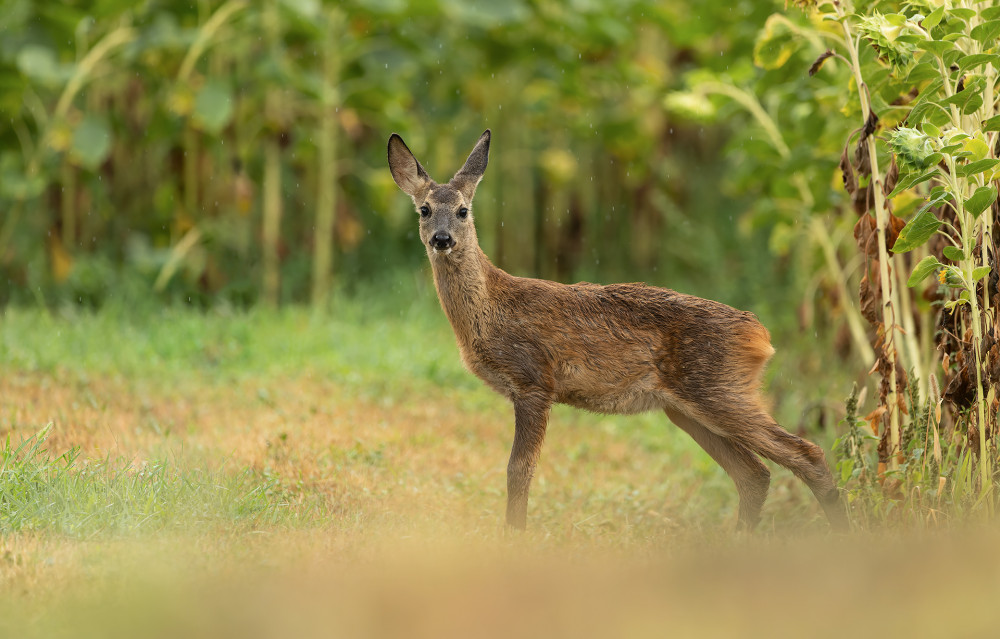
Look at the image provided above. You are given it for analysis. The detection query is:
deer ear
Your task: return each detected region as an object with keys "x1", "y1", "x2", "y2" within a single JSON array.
[
  {"x1": 388, "y1": 133, "x2": 430, "y2": 197},
  {"x1": 451, "y1": 129, "x2": 490, "y2": 201}
]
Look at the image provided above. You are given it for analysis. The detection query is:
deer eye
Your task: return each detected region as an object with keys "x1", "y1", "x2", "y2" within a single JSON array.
[
  {"x1": 419, "y1": 205, "x2": 430, "y2": 217},
  {"x1": 458, "y1": 207, "x2": 469, "y2": 218}
]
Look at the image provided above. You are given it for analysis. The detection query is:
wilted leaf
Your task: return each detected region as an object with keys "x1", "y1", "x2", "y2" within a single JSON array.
[
  {"x1": 907, "y1": 255, "x2": 942, "y2": 287},
  {"x1": 753, "y1": 14, "x2": 799, "y2": 70},
  {"x1": 808, "y1": 50, "x2": 834, "y2": 76},
  {"x1": 965, "y1": 185, "x2": 997, "y2": 219},
  {"x1": 70, "y1": 115, "x2": 112, "y2": 170},
  {"x1": 193, "y1": 80, "x2": 234, "y2": 135}
]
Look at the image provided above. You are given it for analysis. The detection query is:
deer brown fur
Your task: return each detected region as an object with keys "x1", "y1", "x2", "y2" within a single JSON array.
[{"x1": 387, "y1": 129, "x2": 847, "y2": 532}]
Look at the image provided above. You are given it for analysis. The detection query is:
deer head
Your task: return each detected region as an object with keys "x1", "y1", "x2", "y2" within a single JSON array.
[{"x1": 387, "y1": 130, "x2": 490, "y2": 258}]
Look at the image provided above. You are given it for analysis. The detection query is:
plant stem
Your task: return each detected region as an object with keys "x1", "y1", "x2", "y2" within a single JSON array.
[
  {"x1": 841, "y1": 17, "x2": 902, "y2": 470},
  {"x1": 311, "y1": 14, "x2": 341, "y2": 311},
  {"x1": 262, "y1": 133, "x2": 282, "y2": 308},
  {"x1": 60, "y1": 160, "x2": 75, "y2": 251}
]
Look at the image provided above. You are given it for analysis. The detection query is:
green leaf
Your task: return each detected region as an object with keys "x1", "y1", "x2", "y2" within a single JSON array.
[
  {"x1": 984, "y1": 115, "x2": 1000, "y2": 132},
  {"x1": 971, "y1": 20, "x2": 1000, "y2": 44},
  {"x1": 917, "y1": 40, "x2": 954, "y2": 57},
  {"x1": 893, "y1": 200, "x2": 944, "y2": 253},
  {"x1": 193, "y1": 80, "x2": 234, "y2": 135},
  {"x1": 908, "y1": 255, "x2": 942, "y2": 287},
  {"x1": 959, "y1": 54, "x2": 1000, "y2": 74},
  {"x1": 923, "y1": 5, "x2": 944, "y2": 28},
  {"x1": 943, "y1": 246, "x2": 965, "y2": 261},
  {"x1": 15, "y1": 44, "x2": 73, "y2": 88},
  {"x1": 965, "y1": 185, "x2": 997, "y2": 219},
  {"x1": 984, "y1": 6, "x2": 1000, "y2": 21},
  {"x1": 957, "y1": 159, "x2": 1000, "y2": 178},
  {"x1": 905, "y1": 62, "x2": 939, "y2": 83},
  {"x1": 973, "y1": 266, "x2": 991, "y2": 282},
  {"x1": 964, "y1": 138, "x2": 990, "y2": 162},
  {"x1": 70, "y1": 114, "x2": 112, "y2": 170},
  {"x1": 753, "y1": 14, "x2": 800, "y2": 70},
  {"x1": 950, "y1": 8, "x2": 977, "y2": 21},
  {"x1": 0, "y1": 152, "x2": 47, "y2": 199},
  {"x1": 888, "y1": 169, "x2": 937, "y2": 198}
]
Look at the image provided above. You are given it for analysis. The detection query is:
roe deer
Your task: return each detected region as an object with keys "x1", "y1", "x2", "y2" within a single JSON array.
[{"x1": 387, "y1": 129, "x2": 847, "y2": 532}]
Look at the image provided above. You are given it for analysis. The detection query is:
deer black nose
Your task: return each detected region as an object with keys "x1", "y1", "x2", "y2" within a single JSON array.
[{"x1": 431, "y1": 232, "x2": 455, "y2": 250}]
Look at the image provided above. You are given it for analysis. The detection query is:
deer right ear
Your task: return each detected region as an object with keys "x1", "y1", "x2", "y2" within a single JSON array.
[{"x1": 387, "y1": 134, "x2": 430, "y2": 197}]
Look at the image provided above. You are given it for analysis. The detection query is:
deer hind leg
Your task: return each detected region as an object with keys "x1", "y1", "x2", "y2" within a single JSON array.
[
  {"x1": 722, "y1": 406, "x2": 848, "y2": 531},
  {"x1": 505, "y1": 395, "x2": 551, "y2": 530},
  {"x1": 665, "y1": 407, "x2": 770, "y2": 530}
]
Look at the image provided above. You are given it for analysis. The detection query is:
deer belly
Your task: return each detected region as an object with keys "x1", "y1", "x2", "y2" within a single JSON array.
[{"x1": 554, "y1": 360, "x2": 667, "y2": 415}]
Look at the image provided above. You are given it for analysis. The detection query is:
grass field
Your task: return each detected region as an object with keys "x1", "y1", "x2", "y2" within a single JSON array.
[{"x1": 3, "y1": 285, "x2": 999, "y2": 638}]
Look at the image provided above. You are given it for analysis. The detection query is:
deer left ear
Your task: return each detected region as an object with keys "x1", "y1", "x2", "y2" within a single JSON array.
[{"x1": 451, "y1": 129, "x2": 490, "y2": 201}]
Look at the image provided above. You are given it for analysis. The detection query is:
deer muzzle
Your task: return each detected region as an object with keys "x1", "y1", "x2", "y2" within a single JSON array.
[{"x1": 430, "y1": 232, "x2": 456, "y2": 252}]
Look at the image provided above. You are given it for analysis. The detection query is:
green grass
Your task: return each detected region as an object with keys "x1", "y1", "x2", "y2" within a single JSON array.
[
  {"x1": 0, "y1": 280, "x2": 474, "y2": 400},
  {"x1": 0, "y1": 424, "x2": 297, "y2": 537}
]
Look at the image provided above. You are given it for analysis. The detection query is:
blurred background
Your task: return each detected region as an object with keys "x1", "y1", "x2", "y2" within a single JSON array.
[{"x1": 0, "y1": 0, "x2": 859, "y2": 338}]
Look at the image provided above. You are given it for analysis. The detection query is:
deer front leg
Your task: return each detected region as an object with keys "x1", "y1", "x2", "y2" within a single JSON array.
[{"x1": 505, "y1": 396, "x2": 551, "y2": 530}]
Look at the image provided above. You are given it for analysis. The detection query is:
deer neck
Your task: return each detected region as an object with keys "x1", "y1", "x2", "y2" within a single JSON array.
[{"x1": 430, "y1": 245, "x2": 496, "y2": 341}]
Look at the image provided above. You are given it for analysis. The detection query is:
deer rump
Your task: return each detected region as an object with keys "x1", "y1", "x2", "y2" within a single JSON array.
[{"x1": 458, "y1": 276, "x2": 775, "y2": 421}]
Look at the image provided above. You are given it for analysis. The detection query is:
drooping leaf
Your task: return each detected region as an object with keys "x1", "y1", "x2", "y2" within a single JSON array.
[
  {"x1": 193, "y1": 80, "x2": 234, "y2": 135},
  {"x1": 893, "y1": 198, "x2": 944, "y2": 253},
  {"x1": 965, "y1": 185, "x2": 997, "y2": 219},
  {"x1": 908, "y1": 255, "x2": 942, "y2": 287},
  {"x1": 943, "y1": 246, "x2": 965, "y2": 262},
  {"x1": 70, "y1": 114, "x2": 112, "y2": 170}
]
